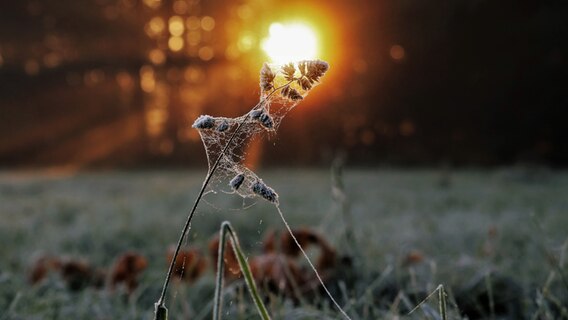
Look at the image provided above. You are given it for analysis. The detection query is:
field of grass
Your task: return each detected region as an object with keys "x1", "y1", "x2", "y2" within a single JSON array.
[{"x1": 1, "y1": 168, "x2": 567, "y2": 319}]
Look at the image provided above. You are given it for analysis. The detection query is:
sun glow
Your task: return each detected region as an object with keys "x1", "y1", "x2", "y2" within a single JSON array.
[{"x1": 262, "y1": 22, "x2": 318, "y2": 64}]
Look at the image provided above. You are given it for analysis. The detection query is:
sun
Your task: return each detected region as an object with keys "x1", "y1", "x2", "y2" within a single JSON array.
[{"x1": 262, "y1": 22, "x2": 318, "y2": 64}]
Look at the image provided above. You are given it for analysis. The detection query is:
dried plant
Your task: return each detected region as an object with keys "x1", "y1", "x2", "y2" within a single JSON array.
[
  {"x1": 29, "y1": 253, "x2": 147, "y2": 294},
  {"x1": 249, "y1": 252, "x2": 304, "y2": 300},
  {"x1": 259, "y1": 63, "x2": 276, "y2": 92},
  {"x1": 278, "y1": 227, "x2": 338, "y2": 271},
  {"x1": 108, "y1": 252, "x2": 148, "y2": 293},
  {"x1": 60, "y1": 259, "x2": 96, "y2": 291},
  {"x1": 29, "y1": 255, "x2": 62, "y2": 285},
  {"x1": 167, "y1": 246, "x2": 208, "y2": 283},
  {"x1": 154, "y1": 60, "x2": 351, "y2": 320}
]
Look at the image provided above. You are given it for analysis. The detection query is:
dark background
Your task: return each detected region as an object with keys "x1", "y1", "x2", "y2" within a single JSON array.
[{"x1": 1, "y1": 0, "x2": 567, "y2": 169}]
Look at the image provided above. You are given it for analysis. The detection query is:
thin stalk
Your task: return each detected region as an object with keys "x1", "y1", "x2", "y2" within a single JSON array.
[
  {"x1": 212, "y1": 223, "x2": 228, "y2": 319},
  {"x1": 275, "y1": 205, "x2": 352, "y2": 320},
  {"x1": 438, "y1": 284, "x2": 448, "y2": 320},
  {"x1": 154, "y1": 81, "x2": 294, "y2": 319},
  {"x1": 408, "y1": 284, "x2": 448, "y2": 320},
  {"x1": 213, "y1": 221, "x2": 271, "y2": 320}
]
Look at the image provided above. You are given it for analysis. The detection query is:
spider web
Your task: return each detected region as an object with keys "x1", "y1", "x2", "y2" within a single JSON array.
[{"x1": 192, "y1": 63, "x2": 323, "y2": 203}]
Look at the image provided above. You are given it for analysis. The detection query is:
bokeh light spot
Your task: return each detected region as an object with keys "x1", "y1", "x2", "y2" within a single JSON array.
[
  {"x1": 148, "y1": 49, "x2": 166, "y2": 65},
  {"x1": 24, "y1": 59, "x2": 40, "y2": 75},
  {"x1": 186, "y1": 16, "x2": 200, "y2": 30},
  {"x1": 168, "y1": 36, "x2": 184, "y2": 52},
  {"x1": 172, "y1": 0, "x2": 188, "y2": 14},
  {"x1": 390, "y1": 44, "x2": 405, "y2": 61},
  {"x1": 198, "y1": 46, "x2": 214, "y2": 61},
  {"x1": 146, "y1": 17, "x2": 165, "y2": 38},
  {"x1": 186, "y1": 30, "x2": 201, "y2": 46},
  {"x1": 238, "y1": 32, "x2": 255, "y2": 52},
  {"x1": 143, "y1": 0, "x2": 161, "y2": 9},
  {"x1": 169, "y1": 16, "x2": 185, "y2": 36},
  {"x1": 237, "y1": 5, "x2": 253, "y2": 20},
  {"x1": 262, "y1": 22, "x2": 318, "y2": 64},
  {"x1": 201, "y1": 16, "x2": 215, "y2": 31}
]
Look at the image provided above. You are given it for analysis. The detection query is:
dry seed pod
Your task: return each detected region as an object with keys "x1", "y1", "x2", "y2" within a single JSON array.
[
  {"x1": 249, "y1": 108, "x2": 274, "y2": 129},
  {"x1": 217, "y1": 120, "x2": 229, "y2": 132},
  {"x1": 252, "y1": 180, "x2": 278, "y2": 203},
  {"x1": 259, "y1": 113, "x2": 274, "y2": 129},
  {"x1": 260, "y1": 63, "x2": 276, "y2": 92},
  {"x1": 250, "y1": 109, "x2": 263, "y2": 119},
  {"x1": 229, "y1": 173, "x2": 245, "y2": 190},
  {"x1": 192, "y1": 115, "x2": 215, "y2": 130}
]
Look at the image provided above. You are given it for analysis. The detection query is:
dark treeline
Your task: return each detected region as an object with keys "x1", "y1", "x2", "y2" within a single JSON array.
[{"x1": 0, "y1": 0, "x2": 567, "y2": 168}]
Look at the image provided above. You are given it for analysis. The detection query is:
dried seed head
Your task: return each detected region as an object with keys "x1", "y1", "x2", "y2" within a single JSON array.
[
  {"x1": 282, "y1": 63, "x2": 296, "y2": 81},
  {"x1": 229, "y1": 173, "x2": 245, "y2": 190},
  {"x1": 249, "y1": 109, "x2": 274, "y2": 129},
  {"x1": 304, "y1": 60, "x2": 329, "y2": 83},
  {"x1": 217, "y1": 119, "x2": 229, "y2": 132},
  {"x1": 192, "y1": 115, "x2": 215, "y2": 130},
  {"x1": 298, "y1": 77, "x2": 312, "y2": 91},
  {"x1": 259, "y1": 113, "x2": 274, "y2": 129},
  {"x1": 298, "y1": 61, "x2": 307, "y2": 76},
  {"x1": 260, "y1": 63, "x2": 276, "y2": 92},
  {"x1": 281, "y1": 85, "x2": 303, "y2": 101},
  {"x1": 252, "y1": 180, "x2": 278, "y2": 203},
  {"x1": 250, "y1": 109, "x2": 263, "y2": 119}
]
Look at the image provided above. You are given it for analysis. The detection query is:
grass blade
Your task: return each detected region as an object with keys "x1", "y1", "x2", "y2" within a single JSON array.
[
  {"x1": 408, "y1": 284, "x2": 448, "y2": 320},
  {"x1": 213, "y1": 221, "x2": 271, "y2": 320}
]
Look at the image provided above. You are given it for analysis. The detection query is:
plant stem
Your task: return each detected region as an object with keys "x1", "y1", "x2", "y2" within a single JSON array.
[
  {"x1": 213, "y1": 221, "x2": 271, "y2": 320},
  {"x1": 154, "y1": 81, "x2": 293, "y2": 318},
  {"x1": 275, "y1": 205, "x2": 352, "y2": 320}
]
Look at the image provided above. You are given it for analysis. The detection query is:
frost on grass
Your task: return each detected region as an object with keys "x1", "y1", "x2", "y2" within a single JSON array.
[{"x1": 193, "y1": 60, "x2": 329, "y2": 203}]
